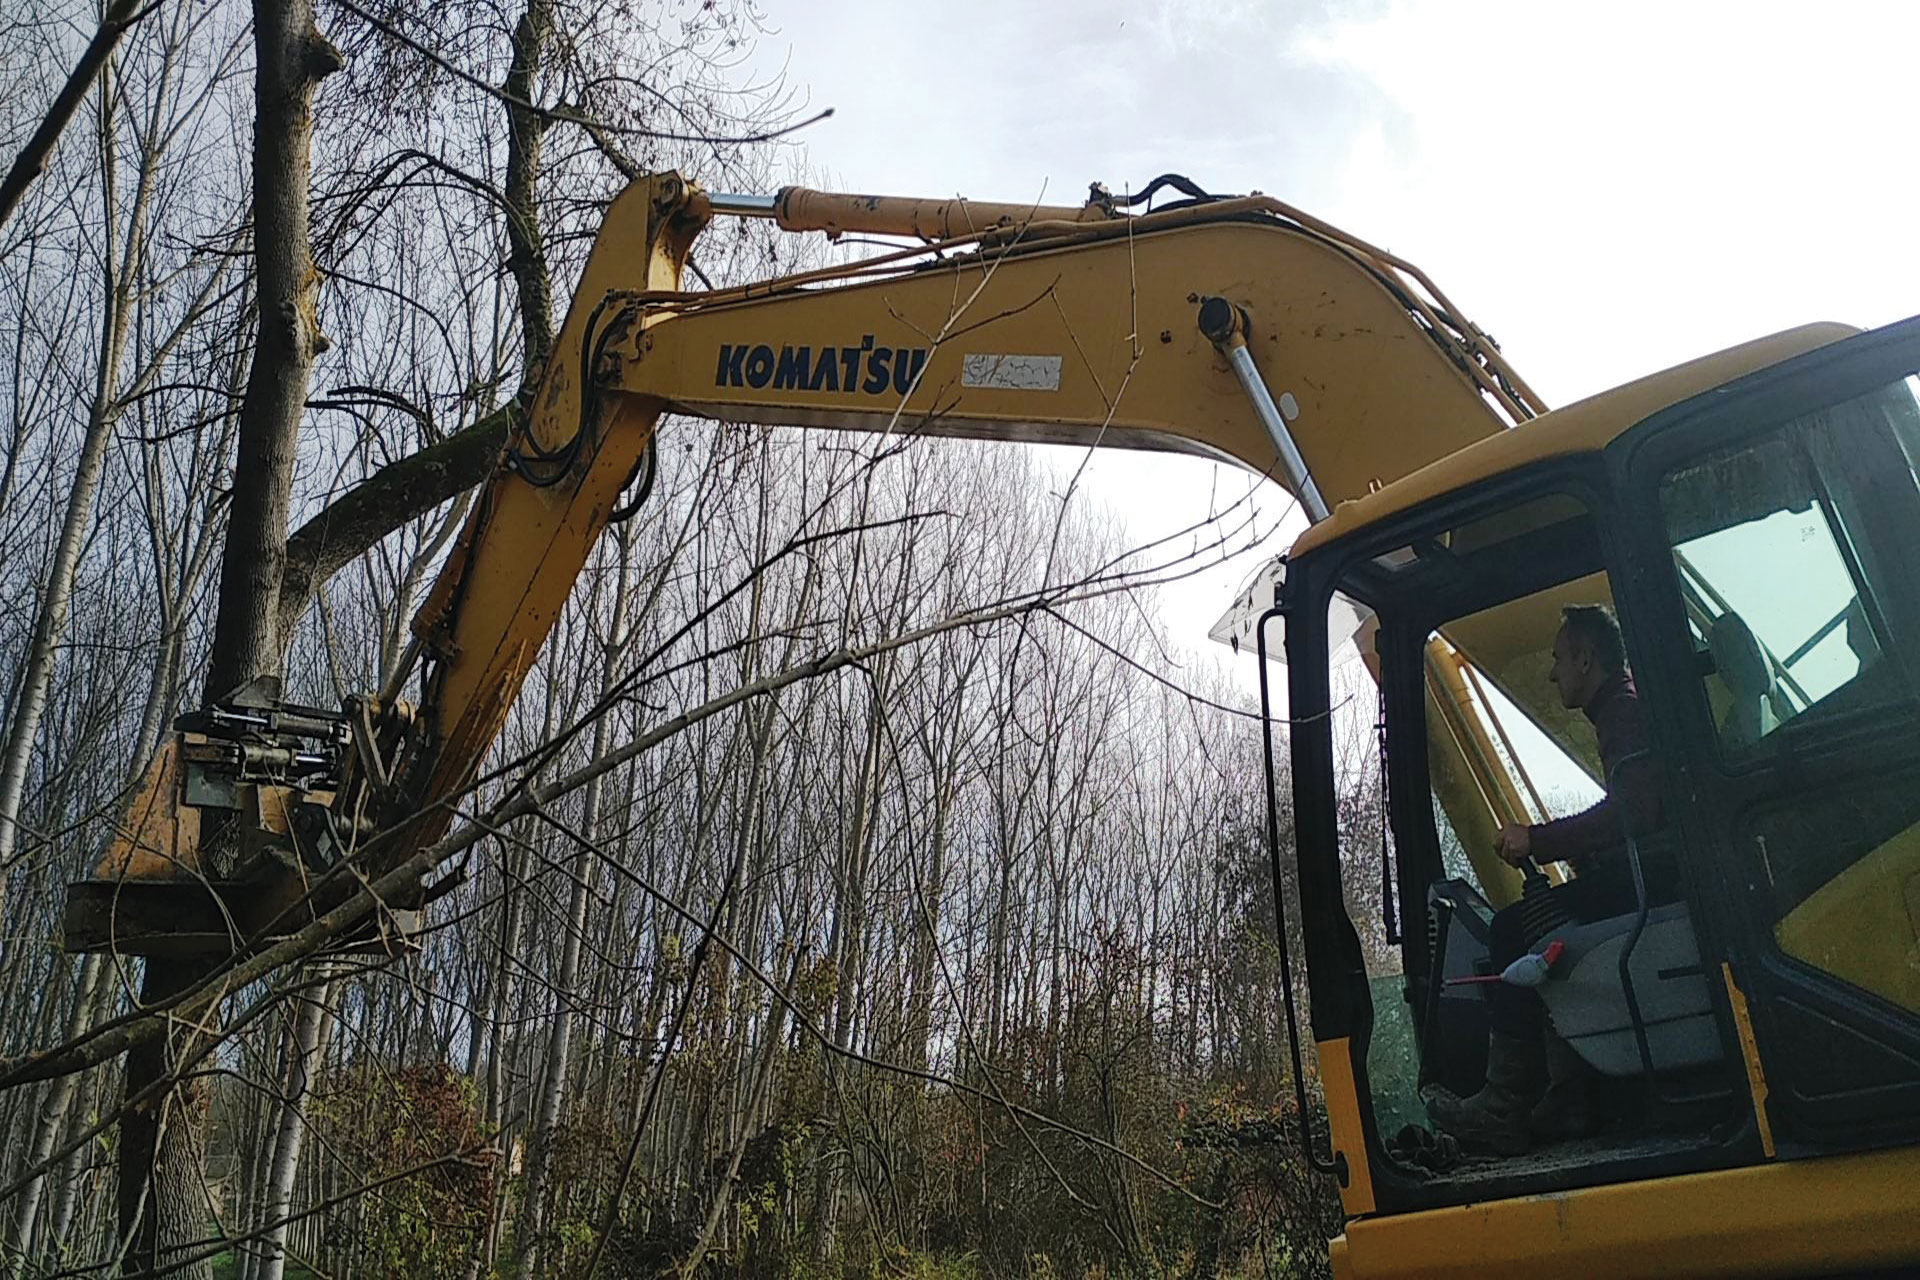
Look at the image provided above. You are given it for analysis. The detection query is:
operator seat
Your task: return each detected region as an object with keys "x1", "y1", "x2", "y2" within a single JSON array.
[
  {"x1": 1709, "y1": 611, "x2": 1779, "y2": 749},
  {"x1": 1425, "y1": 877, "x2": 1727, "y2": 1082},
  {"x1": 1537, "y1": 903, "x2": 1724, "y2": 1077}
]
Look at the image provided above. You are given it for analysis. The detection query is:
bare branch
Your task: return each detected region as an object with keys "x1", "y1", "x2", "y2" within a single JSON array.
[{"x1": 0, "y1": 0, "x2": 160, "y2": 237}]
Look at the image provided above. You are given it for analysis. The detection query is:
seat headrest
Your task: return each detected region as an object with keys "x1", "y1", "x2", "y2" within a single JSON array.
[{"x1": 1708, "y1": 611, "x2": 1774, "y2": 699}]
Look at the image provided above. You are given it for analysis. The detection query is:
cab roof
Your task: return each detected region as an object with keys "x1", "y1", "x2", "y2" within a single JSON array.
[{"x1": 1289, "y1": 322, "x2": 1859, "y2": 559}]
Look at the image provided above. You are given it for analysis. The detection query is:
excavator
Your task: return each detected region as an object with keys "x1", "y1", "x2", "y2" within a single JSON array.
[{"x1": 65, "y1": 171, "x2": 1920, "y2": 1277}]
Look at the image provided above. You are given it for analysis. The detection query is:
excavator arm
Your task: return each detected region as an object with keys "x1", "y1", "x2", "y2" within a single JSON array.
[
  {"x1": 400, "y1": 173, "x2": 1538, "y2": 851},
  {"x1": 67, "y1": 170, "x2": 1541, "y2": 952}
]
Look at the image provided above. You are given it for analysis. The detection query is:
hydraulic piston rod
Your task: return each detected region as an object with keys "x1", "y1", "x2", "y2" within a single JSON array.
[
  {"x1": 706, "y1": 192, "x2": 779, "y2": 217},
  {"x1": 707, "y1": 186, "x2": 1117, "y2": 240},
  {"x1": 1197, "y1": 297, "x2": 1331, "y2": 522}
]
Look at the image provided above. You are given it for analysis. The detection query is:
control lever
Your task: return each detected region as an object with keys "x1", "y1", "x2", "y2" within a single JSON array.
[{"x1": 1518, "y1": 859, "x2": 1573, "y2": 943}]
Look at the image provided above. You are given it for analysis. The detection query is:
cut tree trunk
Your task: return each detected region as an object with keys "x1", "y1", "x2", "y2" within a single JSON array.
[{"x1": 201, "y1": 0, "x2": 340, "y2": 703}]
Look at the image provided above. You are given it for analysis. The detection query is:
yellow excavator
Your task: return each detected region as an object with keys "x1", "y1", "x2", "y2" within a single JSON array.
[{"x1": 67, "y1": 171, "x2": 1920, "y2": 1277}]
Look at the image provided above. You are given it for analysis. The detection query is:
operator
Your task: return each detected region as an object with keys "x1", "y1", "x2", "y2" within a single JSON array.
[{"x1": 1427, "y1": 603, "x2": 1673, "y2": 1156}]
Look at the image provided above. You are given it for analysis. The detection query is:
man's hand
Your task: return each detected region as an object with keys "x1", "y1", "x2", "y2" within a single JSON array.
[{"x1": 1495, "y1": 823, "x2": 1533, "y2": 868}]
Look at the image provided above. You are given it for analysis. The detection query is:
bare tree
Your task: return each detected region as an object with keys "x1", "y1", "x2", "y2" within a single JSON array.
[{"x1": 116, "y1": 2, "x2": 341, "y2": 1273}]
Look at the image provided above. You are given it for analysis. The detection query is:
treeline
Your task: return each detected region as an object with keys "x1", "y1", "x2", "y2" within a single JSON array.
[{"x1": 0, "y1": 1, "x2": 1348, "y2": 1276}]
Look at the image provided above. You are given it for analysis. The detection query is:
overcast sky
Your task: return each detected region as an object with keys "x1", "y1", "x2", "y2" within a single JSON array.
[{"x1": 742, "y1": 0, "x2": 1920, "y2": 670}]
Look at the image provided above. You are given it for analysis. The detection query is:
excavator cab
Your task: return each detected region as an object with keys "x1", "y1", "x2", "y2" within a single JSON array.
[{"x1": 1272, "y1": 315, "x2": 1920, "y2": 1271}]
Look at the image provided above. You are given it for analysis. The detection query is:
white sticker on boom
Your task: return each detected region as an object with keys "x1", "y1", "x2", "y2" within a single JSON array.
[{"x1": 962, "y1": 354, "x2": 1063, "y2": 391}]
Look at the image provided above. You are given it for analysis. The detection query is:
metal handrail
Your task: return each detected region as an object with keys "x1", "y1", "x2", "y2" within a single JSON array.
[
  {"x1": 1610, "y1": 749, "x2": 1662, "y2": 1083},
  {"x1": 1610, "y1": 749, "x2": 1734, "y2": 1108},
  {"x1": 1256, "y1": 606, "x2": 1339, "y2": 1177}
]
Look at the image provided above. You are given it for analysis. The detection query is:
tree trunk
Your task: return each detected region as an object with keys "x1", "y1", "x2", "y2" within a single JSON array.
[
  {"x1": 903, "y1": 785, "x2": 952, "y2": 1077},
  {"x1": 200, "y1": 0, "x2": 339, "y2": 703},
  {"x1": 251, "y1": 977, "x2": 334, "y2": 1280},
  {"x1": 116, "y1": 4, "x2": 340, "y2": 1274},
  {"x1": 678, "y1": 946, "x2": 800, "y2": 1279},
  {"x1": 116, "y1": 962, "x2": 219, "y2": 1279},
  {"x1": 0, "y1": 47, "x2": 144, "y2": 892},
  {"x1": 501, "y1": 0, "x2": 554, "y2": 392},
  {"x1": 810, "y1": 676, "x2": 888, "y2": 1262},
  {"x1": 4, "y1": 953, "x2": 103, "y2": 1276},
  {"x1": 43, "y1": 1064, "x2": 104, "y2": 1261}
]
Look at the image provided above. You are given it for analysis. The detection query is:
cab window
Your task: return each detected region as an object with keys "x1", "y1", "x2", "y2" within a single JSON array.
[
  {"x1": 1657, "y1": 376, "x2": 1920, "y2": 1013},
  {"x1": 1661, "y1": 434, "x2": 1888, "y2": 755}
]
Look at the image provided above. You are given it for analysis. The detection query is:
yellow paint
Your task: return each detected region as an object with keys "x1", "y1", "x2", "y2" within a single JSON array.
[
  {"x1": 1329, "y1": 1233, "x2": 1356, "y2": 1280},
  {"x1": 1316, "y1": 1038, "x2": 1377, "y2": 1217},
  {"x1": 381, "y1": 172, "x2": 1533, "y2": 855},
  {"x1": 80, "y1": 170, "x2": 1527, "y2": 892},
  {"x1": 625, "y1": 217, "x2": 1510, "y2": 510},
  {"x1": 1721, "y1": 962, "x2": 1776, "y2": 1158},
  {"x1": 1776, "y1": 816, "x2": 1920, "y2": 1014},
  {"x1": 769, "y1": 184, "x2": 1122, "y2": 239},
  {"x1": 1337, "y1": 1145, "x2": 1920, "y2": 1278},
  {"x1": 370, "y1": 175, "x2": 1896, "y2": 1280},
  {"x1": 722, "y1": 184, "x2": 1545, "y2": 423},
  {"x1": 1291, "y1": 322, "x2": 1858, "y2": 559},
  {"x1": 88, "y1": 737, "x2": 309, "y2": 882},
  {"x1": 67, "y1": 169, "x2": 1920, "y2": 1278},
  {"x1": 399, "y1": 174, "x2": 704, "y2": 839},
  {"x1": 89, "y1": 171, "x2": 1849, "y2": 913}
]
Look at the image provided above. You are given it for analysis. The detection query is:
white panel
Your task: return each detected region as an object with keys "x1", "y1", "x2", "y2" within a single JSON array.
[{"x1": 961, "y1": 353, "x2": 1063, "y2": 391}]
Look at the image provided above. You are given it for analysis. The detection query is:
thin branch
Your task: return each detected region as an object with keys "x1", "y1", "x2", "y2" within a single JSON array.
[
  {"x1": 330, "y1": 0, "x2": 833, "y2": 145},
  {"x1": 0, "y1": 0, "x2": 162, "y2": 237}
]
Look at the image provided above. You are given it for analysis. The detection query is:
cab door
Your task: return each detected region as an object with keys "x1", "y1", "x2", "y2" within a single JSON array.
[{"x1": 1608, "y1": 316, "x2": 1920, "y2": 1151}]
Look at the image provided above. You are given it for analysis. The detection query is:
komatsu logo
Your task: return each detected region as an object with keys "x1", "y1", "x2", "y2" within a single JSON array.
[{"x1": 714, "y1": 336, "x2": 930, "y2": 395}]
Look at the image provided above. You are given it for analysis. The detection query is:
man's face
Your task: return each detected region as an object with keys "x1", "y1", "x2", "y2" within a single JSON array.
[{"x1": 1548, "y1": 626, "x2": 1594, "y2": 710}]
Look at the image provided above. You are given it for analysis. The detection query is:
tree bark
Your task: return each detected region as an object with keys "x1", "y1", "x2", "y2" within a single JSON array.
[
  {"x1": 115, "y1": 962, "x2": 220, "y2": 1279},
  {"x1": 251, "y1": 977, "x2": 334, "y2": 1280},
  {"x1": 201, "y1": 0, "x2": 340, "y2": 703},
  {"x1": 271, "y1": 0, "x2": 558, "y2": 645},
  {"x1": 274, "y1": 407, "x2": 510, "y2": 643},
  {"x1": 678, "y1": 946, "x2": 800, "y2": 1279},
  {"x1": 117, "y1": 3, "x2": 340, "y2": 1274},
  {"x1": 4, "y1": 953, "x2": 103, "y2": 1276},
  {"x1": 501, "y1": 0, "x2": 554, "y2": 391}
]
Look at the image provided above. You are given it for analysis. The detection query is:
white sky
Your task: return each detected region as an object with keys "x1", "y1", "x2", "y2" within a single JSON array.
[{"x1": 744, "y1": 0, "x2": 1920, "y2": 671}]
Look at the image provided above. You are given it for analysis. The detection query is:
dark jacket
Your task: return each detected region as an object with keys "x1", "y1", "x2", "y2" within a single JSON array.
[{"x1": 1529, "y1": 672, "x2": 1658, "y2": 866}]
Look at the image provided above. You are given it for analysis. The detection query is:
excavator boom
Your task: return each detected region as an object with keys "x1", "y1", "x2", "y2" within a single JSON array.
[
  {"x1": 73, "y1": 169, "x2": 1541, "y2": 944},
  {"x1": 394, "y1": 171, "x2": 1538, "y2": 864}
]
